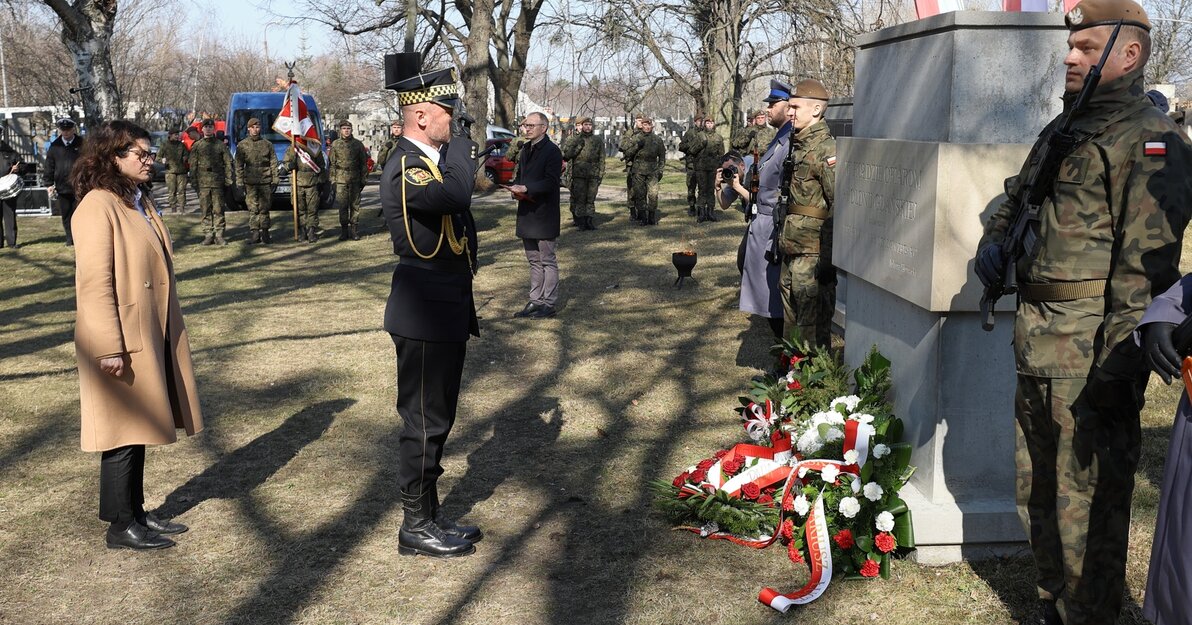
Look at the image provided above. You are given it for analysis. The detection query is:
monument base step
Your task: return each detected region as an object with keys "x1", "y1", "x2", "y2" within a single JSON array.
[{"x1": 899, "y1": 482, "x2": 1026, "y2": 565}]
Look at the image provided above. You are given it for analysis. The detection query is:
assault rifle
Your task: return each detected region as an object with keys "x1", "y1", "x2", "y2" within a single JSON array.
[
  {"x1": 979, "y1": 21, "x2": 1124, "y2": 331},
  {"x1": 767, "y1": 123, "x2": 799, "y2": 264},
  {"x1": 746, "y1": 147, "x2": 761, "y2": 222}
]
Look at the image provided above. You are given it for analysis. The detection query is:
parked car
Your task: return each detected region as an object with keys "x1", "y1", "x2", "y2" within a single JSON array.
[
  {"x1": 487, "y1": 124, "x2": 516, "y2": 140},
  {"x1": 483, "y1": 138, "x2": 515, "y2": 185},
  {"x1": 148, "y1": 131, "x2": 168, "y2": 182}
]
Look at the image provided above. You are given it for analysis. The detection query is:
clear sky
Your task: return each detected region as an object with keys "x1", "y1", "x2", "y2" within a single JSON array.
[{"x1": 184, "y1": 0, "x2": 336, "y2": 57}]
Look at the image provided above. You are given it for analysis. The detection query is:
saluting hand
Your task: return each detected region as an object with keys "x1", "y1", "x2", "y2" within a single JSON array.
[{"x1": 98, "y1": 356, "x2": 125, "y2": 377}]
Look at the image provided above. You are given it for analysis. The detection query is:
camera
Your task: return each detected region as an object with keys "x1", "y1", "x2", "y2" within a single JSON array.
[{"x1": 721, "y1": 165, "x2": 737, "y2": 182}]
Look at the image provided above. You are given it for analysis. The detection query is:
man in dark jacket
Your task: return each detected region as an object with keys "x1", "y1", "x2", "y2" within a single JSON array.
[
  {"x1": 507, "y1": 111, "x2": 563, "y2": 319},
  {"x1": 45, "y1": 118, "x2": 84, "y2": 246}
]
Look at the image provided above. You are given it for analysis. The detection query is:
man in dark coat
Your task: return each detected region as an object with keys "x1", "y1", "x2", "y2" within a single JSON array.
[
  {"x1": 46, "y1": 118, "x2": 84, "y2": 246},
  {"x1": 507, "y1": 111, "x2": 563, "y2": 319},
  {"x1": 0, "y1": 141, "x2": 26, "y2": 250},
  {"x1": 380, "y1": 53, "x2": 483, "y2": 559}
]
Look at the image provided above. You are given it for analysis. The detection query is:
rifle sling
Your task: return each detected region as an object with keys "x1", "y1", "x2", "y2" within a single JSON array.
[{"x1": 1020, "y1": 279, "x2": 1106, "y2": 302}]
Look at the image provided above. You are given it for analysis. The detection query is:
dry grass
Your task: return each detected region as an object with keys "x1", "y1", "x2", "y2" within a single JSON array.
[{"x1": 0, "y1": 176, "x2": 1179, "y2": 625}]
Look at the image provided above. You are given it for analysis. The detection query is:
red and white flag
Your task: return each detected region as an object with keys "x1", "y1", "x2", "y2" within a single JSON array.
[
  {"x1": 915, "y1": 0, "x2": 962, "y2": 19},
  {"x1": 1003, "y1": 0, "x2": 1048, "y2": 11},
  {"x1": 273, "y1": 80, "x2": 322, "y2": 173}
]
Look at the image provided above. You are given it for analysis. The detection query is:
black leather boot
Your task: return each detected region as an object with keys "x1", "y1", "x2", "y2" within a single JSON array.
[
  {"x1": 262, "y1": 229, "x2": 272, "y2": 244},
  {"x1": 398, "y1": 489, "x2": 474, "y2": 558},
  {"x1": 307, "y1": 227, "x2": 319, "y2": 242},
  {"x1": 430, "y1": 484, "x2": 483, "y2": 542},
  {"x1": 350, "y1": 224, "x2": 360, "y2": 241}
]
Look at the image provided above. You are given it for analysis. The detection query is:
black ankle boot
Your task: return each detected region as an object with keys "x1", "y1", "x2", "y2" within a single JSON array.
[
  {"x1": 398, "y1": 489, "x2": 474, "y2": 558},
  {"x1": 430, "y1": 484, "x2": 483, "y2": 542}
]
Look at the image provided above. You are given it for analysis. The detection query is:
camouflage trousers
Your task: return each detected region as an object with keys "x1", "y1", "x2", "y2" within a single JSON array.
[
  {"x1": 629, "y1": 173, "x2": 659, "y2": 221},
  {"x1": 245, "y1": 184, "x2": 272, "y2": 230},
  {"x1": 165, "y1": 173, "x2": 187, "y2": 212},
  {"x1": 336, "y1": 182, "x2": 362, "y2": 226},
  {"x1": 198, "y1": 186, "x2": 226, "y2": 235},
  {"x1": 780, "y1": 255, "x2": 834, "y2": 348},
  {"x1": 695, "y1": 169, "x2": 717, "y2": 216},
  {"x1": 570, "y1": 176, "x2": 601, "y2": 218},
  {"x1": 1014, "y1": 373, "x2": 1145, "y2": 625},
  {"x1": 685, "y1": 167, "x2": 697, "y2": 212},
  {"x1": 295, "y1": 185, "x2": 320, "y2": 230}
]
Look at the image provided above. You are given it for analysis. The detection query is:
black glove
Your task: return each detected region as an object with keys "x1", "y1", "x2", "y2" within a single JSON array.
[
  {"x1": 975, "y1": 243, "x2": 1005, "y2": 288},
  {"x1": 1142, "y1": 321, "x2": 1181, "y2": 385}
]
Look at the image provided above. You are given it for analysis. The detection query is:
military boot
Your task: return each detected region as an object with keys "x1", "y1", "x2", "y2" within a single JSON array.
[
  {"x1": 398, "y1": 489, "x2": 475, "y2": 558},
  {"x1": 248, "y1": 230, "x2": 261, "y2": 245},
  {"x1": 307, "y1": 227, "x2": 319, "y2": 243},
  {"x1": 645, "y1": 211, "x2": 658, "y2": 226},
  {"x1": 201, "y1": 233, "x2": 215, "y2": 246},
  {"x1": 350, "y1": 225, "x2": 361, "y2": 241},
  {"x1": 584, "y1": 217, "x2": 597, "y2": 231},
  {"x1": 262, "y1": 229, "x2": 272, "y2": 245},
  {"x1": 214, "y1": 232, "x2": 228, "y2": 245},
  {"x1": 430, "y1": 484, "x2": 482, "y2": 542},
  {"x1": 298, "y1": 228, "x2": 308, "y2": 242}
]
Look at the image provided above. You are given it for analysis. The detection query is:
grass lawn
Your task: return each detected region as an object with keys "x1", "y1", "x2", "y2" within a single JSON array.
[{"x1": 0, "y1": 175, "x2": 1177, "y2": 625}]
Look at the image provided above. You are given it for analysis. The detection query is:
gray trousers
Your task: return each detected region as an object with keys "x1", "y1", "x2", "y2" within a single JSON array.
[{"x1": 522, "y1": 238, "x2": 559, "y2": 308}]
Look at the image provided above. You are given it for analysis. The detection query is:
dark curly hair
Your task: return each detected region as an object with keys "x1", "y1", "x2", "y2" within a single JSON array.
[{"x1": 71, "y1": 120, "x2": 152, "y2": 205}]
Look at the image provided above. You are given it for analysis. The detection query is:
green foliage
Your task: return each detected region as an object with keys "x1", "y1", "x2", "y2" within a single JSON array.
[{"x1": 649, "y1": 481, "x2": 779, "y2": 537}]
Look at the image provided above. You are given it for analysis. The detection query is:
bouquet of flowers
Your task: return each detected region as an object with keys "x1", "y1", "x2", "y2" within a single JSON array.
[{"x1": 651, "y1": 339, "x2": 915, "y2": 612}]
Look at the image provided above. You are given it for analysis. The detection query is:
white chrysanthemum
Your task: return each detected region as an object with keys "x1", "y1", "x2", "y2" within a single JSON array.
[
  {"x1": 875, "y1": 511, "x2": 895, "y2": 532},
  {"x1": 794, "y1": 494, "x2": 811, "y2": 516},
  {"x1": 823, "y1": 427, "x2": 844, "y2": 443},
  {"x1": 863, "y1": 481, "x2": 884, "y2": 502},
  {"x1": 838, "y1": 496, "x2": 861, "y2": 518},
  {"x1": 820, "y1": 464, "x2": 840, "y2": 484},
  {"x1": 797, "y1": 429, "x2": 824, "y2": 455},
  {"x1": 843, "y1": 449, "x2": 859, "y2": 465},
  {"x1": 849, "y1": 413, "x2": 875, "y2": 425},
  {"x1": 832, "y1": 395, "x2": 862, "y2": 413},
  {"x1": 872, "y1": 443, "x2": 891, "y2": 458}
]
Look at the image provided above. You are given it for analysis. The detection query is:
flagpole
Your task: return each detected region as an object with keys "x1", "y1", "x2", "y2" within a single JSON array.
[{"x1": 287, "y1": 63, "x2": 300, "y2": 241}]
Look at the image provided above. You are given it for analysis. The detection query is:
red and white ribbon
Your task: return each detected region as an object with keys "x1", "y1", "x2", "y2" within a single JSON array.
[{"x1": 759, "y1": 491, "x2": 832, "y2": 611}]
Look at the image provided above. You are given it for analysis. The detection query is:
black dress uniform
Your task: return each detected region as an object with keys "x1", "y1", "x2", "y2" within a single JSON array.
[{"x1": 381, "y1": 54, "x2": 483, "y2": 558}]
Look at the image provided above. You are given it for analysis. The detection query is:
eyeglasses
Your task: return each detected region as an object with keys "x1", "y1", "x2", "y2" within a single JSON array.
[
  {"x1": 121, "y1": 148, "x2": 155, "y2": 163},
  {"x1": 519, "y1": 123, "x2": 546, "y2": 128}
]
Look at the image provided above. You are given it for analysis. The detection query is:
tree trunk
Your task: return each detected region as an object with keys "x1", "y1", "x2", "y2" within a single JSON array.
[
  {"x1": 460, "y1": 0, "x2": 493, "y2": 177},
  {"x1": 700, "y1": 0, "x2": 743, "y2": 141},
  {"x1": 48, "y1": 0, "x2": 123, "y2": 125}
]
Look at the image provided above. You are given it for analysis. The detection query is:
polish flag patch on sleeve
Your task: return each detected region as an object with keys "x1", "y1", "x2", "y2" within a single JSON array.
[
  {"x1": 826, "y1": 156, "x2": 837, "y2": 167},
  {"x1": 1144, "y1": 141, "x2": 1167, "y2": 157}
]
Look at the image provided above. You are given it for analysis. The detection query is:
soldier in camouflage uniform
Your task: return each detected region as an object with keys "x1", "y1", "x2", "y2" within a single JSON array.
[
  {"x1": 695, "y1": 117, "x2": 724, "y2": 223},
  {"x1": 975, "y1": 2, "x2": 1192, "y2": 623},
  {"x1": 777, "y1": 79, "x2": 836, "y2": 348},
  {"x1": 623, "y1": 117, "x2": 667, "y2": 226},
  {"x1": 678, "y1": 115, "x2": 705, "y2": 216},
  {"x1": 375, "y1": 119, "x2": 404, "y2": 170},
  {"x1": 189, "y1": 119, "x2": 234, "y2": 245},
  {"x1": 283, "y1": 141, "x2": 328, "y2": 243},
  {"x1": 329, "y1": 119, "x2": 369, "y2": 240},
  {"x1": 561, "y1": 116, "x2": 605, "y2": 231},
  {"x1": 157, "y1": 129, "x2": 188, "y2": 213},
  {"x1": 235, "y1": 118, "x2": 279, "y2": 244},
  {"x1": 617, "y1": 115, "x2": 645, "y2": 222},
  {"x1": 749, "y1": 110, "x2": 777, "y2": 155},
  {"x1": 505, "y1": 134, "x2": 528, "y2": 180},
  {"x1": 730, "y1": 110, "x2": 768, "y2": 153}
]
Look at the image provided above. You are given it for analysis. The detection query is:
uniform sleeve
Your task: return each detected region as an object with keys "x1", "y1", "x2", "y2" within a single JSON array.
[
  {"x1": 819, "y1": 140, "x2": 837, "y2": 267},
  {"x1": 393, "y1": 147, "x2": 477, "y2": 216},
  {"x1": 358, "y1": 143, "x2": 369, "y2": 178},
  {"x1": 1099, "y1": 131, "x2": 1192, "y2": 375},
  {"x1": 223, "y1": 147, "x2": 234, "y2": 186},
  {"x1": 73, "y1": 199, "x2": 125, "y2": 359},
  {"x1": 270, "y1": 145, "x2": 280, "y2": 185},
  {"x1": 45, "y1": 146, "x2": 57, "y2": 182},
  {"x1": 234, "y1": 145, "x2": 245, "y2": 184}
]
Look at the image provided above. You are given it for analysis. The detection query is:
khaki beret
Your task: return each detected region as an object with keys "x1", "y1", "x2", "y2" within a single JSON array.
[
  {"x1": 791, "y1": 79, "x2": 830, "y2": 102},
  {"x1": 640, "y1": 116, "x2": 655, "y2": 124},
  {"x1": 751, "y1": 109, "x2": 767, "y2": 118},
  {"x1": 337, "y1": 119, "x2": 352, "y2": 128},
  {"x1": 247, "y1": 117, "x2": 261, "y2": 127},
  {"x1": 1065, "y1": 0, "x2": 1149, "y2": 31},
  {"x1": 576, "y1": 116, "x2": 593, "y2": 125}
]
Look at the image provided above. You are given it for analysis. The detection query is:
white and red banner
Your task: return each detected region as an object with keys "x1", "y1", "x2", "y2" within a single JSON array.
[
  {"x1": 914, "y1": 0, "x2": 961, "y2": 19},
  {"x1": 1002, "y1": 0, "x2": 1048, "y2": 11},
  {"x1": 273, "y1": 81, "x2": 320, "y2": 148}
]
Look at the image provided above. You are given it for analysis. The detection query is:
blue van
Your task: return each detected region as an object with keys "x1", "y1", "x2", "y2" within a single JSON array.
[{"x1": 226, "y1": 92, "x2": 330, "y2": 209}]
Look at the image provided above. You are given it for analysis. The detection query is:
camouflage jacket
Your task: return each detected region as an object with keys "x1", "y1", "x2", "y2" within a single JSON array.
[
  {"x1": 696, "y1": 130, "x2": 725, "y2": 171},
  {"x1": 157, "y1": 139, "x2": 188, "y2": 174},
  {"x1": 561, "y1": 131, "x2": 605, "y2": 179},
  {"x1": 979, "y1": 69, "x2": 1192, "y2": 379},
  {"x1": 750, "y1": 125, "x2": 777, "y2": 155},
  {"x1": 376, "y1": 137, "x2": 400, "y2": 170},
  {"x1": 329, "y1": 136, "x2": 369, "y2": 185},
  {"x1": 283, "y1": 143, "x2": 329, "y2": 188},
  {"x1": 624, "y1": 133, "x2": 666, "y2": 177},
  {"x1": 730, "y1": 125, "x2": 756, "y2": 151},
  {"x1": 188, "y1": 137, "x2": 233, "y2": 188},
  {"x1": 778, "y1": 120, "x2": 836, "y2": 264},
  {"x1": 618, "y1": 129, "x2": 643, "y2": 166},
  {"x1": 505, "y1": 136, "x2": 528, "y2": 166},
  {"x1": 678, "y1": 127, "x2": 705, "y2": 170},
  {"x1": 235, "y1": 135, "x2": 278, "y2": 186}
]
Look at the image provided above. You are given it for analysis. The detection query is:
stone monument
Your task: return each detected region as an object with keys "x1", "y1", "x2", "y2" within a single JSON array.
[{"x1": 835, "y1": 11, "x2": 1070, "y2": 563}]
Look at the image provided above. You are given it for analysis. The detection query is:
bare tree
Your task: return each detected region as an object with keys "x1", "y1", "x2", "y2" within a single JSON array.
[
  {"x1": 1144, "y1": 0, "x2": 1192, "y2": 91},
  {"x1": 27, "y1": 0, "x2": 123, "y2": 123}
]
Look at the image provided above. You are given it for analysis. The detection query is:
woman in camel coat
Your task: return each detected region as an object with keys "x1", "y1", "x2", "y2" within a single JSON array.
[{"x1": 73, "y1": 120, "x2": 203, "y2": 550}]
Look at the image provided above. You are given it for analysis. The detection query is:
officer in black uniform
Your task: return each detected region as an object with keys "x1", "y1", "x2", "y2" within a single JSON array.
[{"x1": 381, "y1": 53, "x2": 483, "y2": 559}]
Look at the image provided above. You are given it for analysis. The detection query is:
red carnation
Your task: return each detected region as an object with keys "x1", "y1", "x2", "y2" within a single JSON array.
[
  {"x1": 779, "y1": 518, "x2": 794, "y2": 541},
  {"x1": 672, "y1": 472, "x2": 690, "y2": 487},
  {"x1": 763, "y1": 486, "x2": 777, "y2": 496},
  {"x1": 690, "y1": 468, "x2": 708, "y2": 483},
  {"x1": 741, "y1": 483, "x2": 761, "y2": 499},
  {"x1": 860, "y1": 558, "x2": 880, "y2": 578},
  {"x1": 787, "y1": 379, "x2": 803, "y2": 391},
  {"x1": 714, "y1": 449, "x2": 730, "y2": 460},
  {"x1": 787, "y1": 540, "x2": 805, "y2": 564},
  {"x1": 696, "y1": 458, "x2": 716, "y2": 471},
  {"x1": 782, "y1": 492, "x2": 795, "y2": 512},
  {"x1": 758, "y1": 494, "x2": 774, "y2": 505},
  {"x1": 875, "y1": 532, "x2": 897, "y2": 553},
  {"x1": 789, "y1": 354, "x2": 804, "y2": 367},
  {"x1": 833, "y1": 529, "x2": 855, "y2": 550},
  {"x1": 722, "y1": 458, "x2": 744, "y2": 475}
]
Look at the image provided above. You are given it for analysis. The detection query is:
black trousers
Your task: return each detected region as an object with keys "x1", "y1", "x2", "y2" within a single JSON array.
[
  {"x1": 392, "y1": 335, "x2": 467, "y2": 496},
  {"x1": 58, "y1": 194, "x2": 77, "y2": 244},
  {"x1": 0, "y1": 197, "x2": 16, "y2": 247},
  {"x1": 99, "y1": 445, "x2": 145, "y2": 526}
]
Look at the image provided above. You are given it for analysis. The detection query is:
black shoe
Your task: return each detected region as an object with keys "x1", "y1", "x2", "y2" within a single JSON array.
[
  {"x1": 138, "y1": 512, "x2": 188, "y2": 535},
  {"x1": 529, "y1": 306, "x2": 557, "y2": 319},
  {"x1": 338, "y1": 228, "x2": 349, "y2": 241},
  {"x1": 513, "y1": 302, "x2": 541, "y2": 318},
  {"x1": 299, "y1": 229, "x2": 308, "y2": 242},
  {"x1": 398, "y1": 489, "x2": 474, "y2": 558},
  {"x1": 429, "y1": 485, "x2": 482, "y2": 543},
  {"x1": 106, "y1": 521, "x2": 175, "y2": 550}
]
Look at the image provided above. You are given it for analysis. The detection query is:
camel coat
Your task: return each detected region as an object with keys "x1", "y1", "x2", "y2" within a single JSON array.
[{"x1": 74, "y1": 188, "x2": 203, "y2": 452}]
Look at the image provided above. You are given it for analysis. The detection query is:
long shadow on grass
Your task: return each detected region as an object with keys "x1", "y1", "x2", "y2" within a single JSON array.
[{"x1": 157, "y1": 398, "x2": 350, "y2": 519}]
